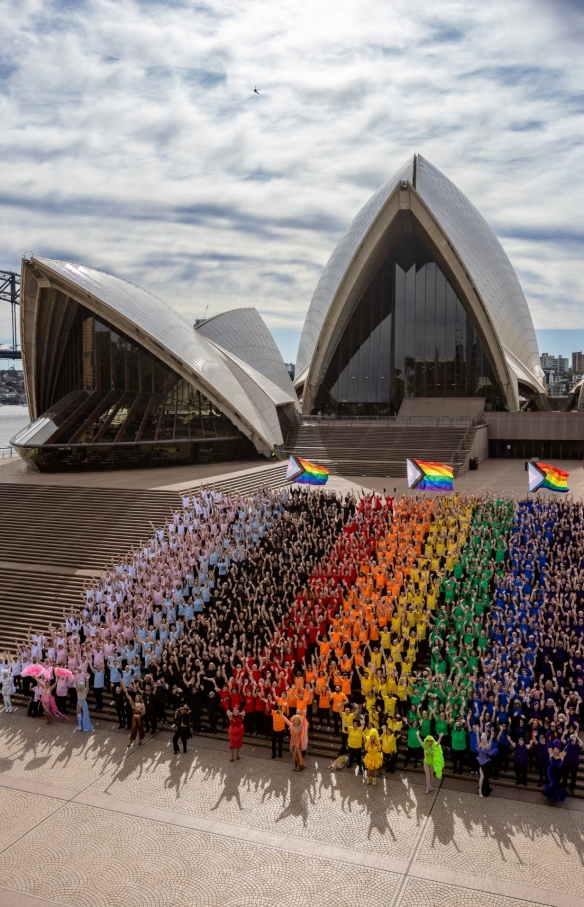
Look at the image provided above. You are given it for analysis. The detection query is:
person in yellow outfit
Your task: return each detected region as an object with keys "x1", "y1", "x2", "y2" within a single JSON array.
[
  {"x1": 347, "y1": 718, "x2": 364, "y2": 774},
  {"x1": 363, "y1": 727, "x2": 383, "y2": 784},
  {"x1": 380, "y1": 724, "x2": 398, "y2": 773}
]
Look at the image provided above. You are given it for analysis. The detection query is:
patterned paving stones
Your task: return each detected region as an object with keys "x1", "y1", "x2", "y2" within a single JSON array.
[
  {"x1": 0, "y1": 715, "x2": 131, "y2": 790},
  {"x1": 0, "y1": 788, "x2": 62, "y2": 851},
  {"x1": 418, "y1": 790, "x2": 584, "y2": 897},
  {"x1": 90, "y1": 742, "x2": 427, "y2": 859},
  {"x1": 1, "y1": 716, "x2": 584, "y2": 907},
  {"x1": 0, "y1": 802, "x2": 402, "y2": 907},
  {"x1": 400, "y1": 878, "x2": 538, "y2": 907}
]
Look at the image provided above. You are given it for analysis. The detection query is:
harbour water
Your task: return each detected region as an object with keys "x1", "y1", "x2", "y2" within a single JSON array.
[{"x1": 0, "y1": 404, "x2": 30, "y2": 449}]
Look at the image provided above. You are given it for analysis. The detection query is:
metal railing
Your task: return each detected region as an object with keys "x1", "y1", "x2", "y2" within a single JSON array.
[
  {"x1": 0, "y1": 446, "x2": 14, "y2": 459},
  {"x1": 449, "y1": 421, "x2": 481, "y2": 467},
  {"x1": 300, "y1": 415, "x2": 485, "y2": 428}
]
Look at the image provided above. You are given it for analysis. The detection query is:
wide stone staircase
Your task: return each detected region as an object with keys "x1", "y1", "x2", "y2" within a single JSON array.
[
  {"x1": 183, "y1": 462, "x2": 289, "y2": 497},
  {"x1": 0, "y1": 465, "x2": 291, "y2": 653},
  {"x1": 0, "y1": 484, "x2": 179, "y2": 652},
  {"x1": 284, "y1": 422, "x2": 478, "y2": 477}
]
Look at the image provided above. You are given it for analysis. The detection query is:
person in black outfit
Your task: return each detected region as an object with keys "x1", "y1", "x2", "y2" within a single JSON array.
[
  {"x1": 173, "y1": 704, "x2": 192, "y2": 754},
  {"x1": 153, "y1": 679, "x2": 168, "y2": 726},
  {"x1": 143, "y1": 683, "x2": 157, "y2": 735},
  {"x1": 114, "y1": 685, "x2": 126, "y2": 729}
]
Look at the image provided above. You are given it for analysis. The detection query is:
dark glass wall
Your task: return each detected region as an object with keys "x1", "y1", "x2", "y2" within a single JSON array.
[
  {"x1": 313, "y1": 235, "x2": 503, "y2": 415},
  {"x1": 18, "y1": 304, "x2": 257, "y2": 472}
]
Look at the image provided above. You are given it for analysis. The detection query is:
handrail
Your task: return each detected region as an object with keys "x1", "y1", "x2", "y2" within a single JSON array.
[
  {"x1": 0, "y1": 446, "x2": 14, "y2": 459},
  {"x1": 299, "y1": 415, "x2": 485, "y2": 428},
  {"x1": 449, "y1": 420, "x2": 482, "y2": 467}
]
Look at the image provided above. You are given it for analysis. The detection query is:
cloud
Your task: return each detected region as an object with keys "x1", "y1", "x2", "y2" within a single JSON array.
[{"x1": 0, "y1": 0, "x2": 583, "y2": 359}]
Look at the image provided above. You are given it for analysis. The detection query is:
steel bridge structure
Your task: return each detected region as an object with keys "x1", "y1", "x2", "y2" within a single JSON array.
[{"x1": 0, "y1": 269, "x2": 21, "y2": 362}]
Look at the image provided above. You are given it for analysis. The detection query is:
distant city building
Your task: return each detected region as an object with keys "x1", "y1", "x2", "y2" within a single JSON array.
[
  {"x1": 572, "y1": 351, "x2": 584, "y2": 373},
  {"x1": 285, "y1": 363, "x2": 295, "y2": 381},
  {"x1": 540, "y1": 353, "x2": 568, "y2": 375}
]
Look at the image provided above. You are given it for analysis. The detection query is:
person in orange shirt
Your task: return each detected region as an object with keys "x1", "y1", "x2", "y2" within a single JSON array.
[
  {"x1": 269, "y1": 703, "x2": 286, "y2": 758},
  {"x1": 330, "y1": 685, "x2": 349, "y2": 736},
  {"x1": 317, "y1": 679, "x2": 331, "y2": 728},
  {"x1": 340, "y1": 672, "x2": 352, "y2": 698}
]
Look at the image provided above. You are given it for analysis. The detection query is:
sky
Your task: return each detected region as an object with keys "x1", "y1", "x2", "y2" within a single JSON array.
[{"x1": 0, "y1": 0, "x2": 583, "y2": 365}]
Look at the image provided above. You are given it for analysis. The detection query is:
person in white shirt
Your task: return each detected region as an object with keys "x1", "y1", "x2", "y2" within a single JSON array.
[{"x1": 2, "y1": 670, "x2": 14, "y2": 712}]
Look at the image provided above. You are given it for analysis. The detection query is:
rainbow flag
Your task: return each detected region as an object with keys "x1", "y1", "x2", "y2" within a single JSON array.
[
  {"x1": 286, "y1": 455, "x2": 330, "y2": 486},
  {"x1": 528, "y1": 462, "x2": 569, "y2": 493},
  {"x1": 407, "y1": 458, "x2": 454, "y2": 492}
]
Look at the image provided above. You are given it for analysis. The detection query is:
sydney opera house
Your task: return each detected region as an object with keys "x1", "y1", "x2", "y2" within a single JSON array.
[{"x1": 12, "y1": 154, "x2": 551, "y2": 472}]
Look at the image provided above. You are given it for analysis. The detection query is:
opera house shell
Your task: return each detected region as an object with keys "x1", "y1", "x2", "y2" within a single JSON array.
[
  {"x1": 295, "y1": 153, "x2": 547, "y2": 416},
  {"x1": 13, "y1": 152, "x2": 547, "y2": 472},
  {"x1": 13, "y1": 258, "x2": 298, "y2": 471}
]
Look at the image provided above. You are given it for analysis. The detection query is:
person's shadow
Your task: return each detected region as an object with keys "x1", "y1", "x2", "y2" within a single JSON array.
[{"x1": 211, "y1": 770, "x2": 244, "y2": 811}]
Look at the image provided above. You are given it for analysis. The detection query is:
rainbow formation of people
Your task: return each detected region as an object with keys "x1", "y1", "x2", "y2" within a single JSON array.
[{"x1": 2, "y1": 483, "x2": 582, "y2": 800}]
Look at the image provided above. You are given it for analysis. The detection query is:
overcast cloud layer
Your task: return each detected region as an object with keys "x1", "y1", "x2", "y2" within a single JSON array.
[{"x1": 0, "y1": 0, "x2": 583, "y2": 360}]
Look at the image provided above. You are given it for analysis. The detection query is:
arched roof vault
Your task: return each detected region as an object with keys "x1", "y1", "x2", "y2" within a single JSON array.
[
  {"x1": 20, "y1": 257, "x2": 284, "y2": 455},
  {"x1": 297, "y1": 154, "x2": 546, "y2": 414}
]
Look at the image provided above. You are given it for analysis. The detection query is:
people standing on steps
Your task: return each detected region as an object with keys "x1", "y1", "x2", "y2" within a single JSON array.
[{"x1": 14, "y1": 484, "x2": 584, "y2": 804}]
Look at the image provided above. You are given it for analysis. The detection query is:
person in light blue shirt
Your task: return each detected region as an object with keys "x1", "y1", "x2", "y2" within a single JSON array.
[
  {"x1": 109, "y1": 658, "x2": 122, "y2": 686},
  {"x1": 121, "y1": 666, "x2": 133, "y2": 688}
]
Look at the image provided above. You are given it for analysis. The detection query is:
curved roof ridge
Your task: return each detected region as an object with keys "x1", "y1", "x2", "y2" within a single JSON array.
[
  {"x1": 295, "y1": 155, "x2": 414, "y2": 375},
  {"x1": 415, "y1": 155, "x2": 543, "y2": 388}
]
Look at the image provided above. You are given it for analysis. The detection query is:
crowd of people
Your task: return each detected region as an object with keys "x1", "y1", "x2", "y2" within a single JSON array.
[{"x1": 1, "y1": 481, "x2": 582, "y2": 800}]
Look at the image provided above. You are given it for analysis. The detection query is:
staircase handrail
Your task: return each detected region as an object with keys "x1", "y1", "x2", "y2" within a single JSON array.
[
  {"x1": 298, "y1": 414, "x2": 483, "y2": 428},
  {"x1": 449, "y1": 417, "x2": 485, "y2": 467}
]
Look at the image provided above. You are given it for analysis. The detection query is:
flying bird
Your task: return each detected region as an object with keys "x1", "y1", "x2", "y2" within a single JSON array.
[{"x1": 252, "y1": 86, "x2": 261, "y2": 94}]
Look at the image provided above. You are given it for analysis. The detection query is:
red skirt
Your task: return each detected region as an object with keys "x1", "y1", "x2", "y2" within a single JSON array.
[{"x1": 228, "y1": 721, "x2": 245, "y2": 750}]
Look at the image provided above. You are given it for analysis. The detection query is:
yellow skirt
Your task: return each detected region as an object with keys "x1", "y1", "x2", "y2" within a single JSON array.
[{"x1": 364, "y1": 751, "x2": 383, "y2": 771}]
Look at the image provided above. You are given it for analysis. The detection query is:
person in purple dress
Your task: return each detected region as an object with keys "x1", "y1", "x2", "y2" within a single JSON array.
[{"x1": 542, "y1": 741, "x2": 568, "y2": 804}]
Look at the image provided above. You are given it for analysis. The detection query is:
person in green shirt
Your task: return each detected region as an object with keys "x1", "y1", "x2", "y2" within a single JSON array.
[
  {"x1": 403, "y1": 718, "x2": 423, "y2": 769},
  {"x1": 450, "y1": 718, "x2": 467, "y2": 773}
]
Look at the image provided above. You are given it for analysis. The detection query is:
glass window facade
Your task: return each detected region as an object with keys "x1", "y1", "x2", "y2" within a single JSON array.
[
  {"x1": 16, "y1": 304, "x2": 256, "y2": 472},
  {"x1": 313, "y1": 235, "x2": 503, "y2": 415}
]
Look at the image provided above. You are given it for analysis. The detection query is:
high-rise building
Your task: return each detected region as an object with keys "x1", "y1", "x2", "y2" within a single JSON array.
[
  {"x1": 540, "y1": 354, "x2": 568, "y2": 375},
  {"x1": 572, "y1": 352, "x2": 584, "y2": 373}
]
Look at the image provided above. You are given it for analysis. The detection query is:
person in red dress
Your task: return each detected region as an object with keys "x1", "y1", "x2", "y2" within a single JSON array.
[{"x1": 227, "y1": 706, "x2": 244, "y2": 761}]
